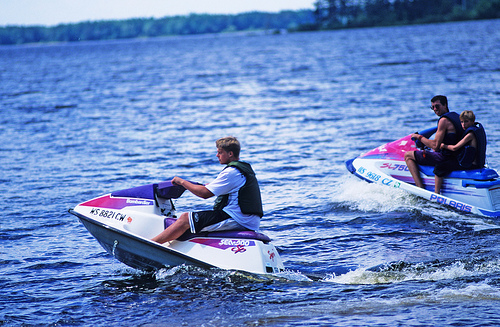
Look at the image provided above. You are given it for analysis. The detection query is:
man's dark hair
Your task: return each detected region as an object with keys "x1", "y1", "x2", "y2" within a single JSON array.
[{"x1": 431, "y1": 95, "x2": 448, "y2": 110}]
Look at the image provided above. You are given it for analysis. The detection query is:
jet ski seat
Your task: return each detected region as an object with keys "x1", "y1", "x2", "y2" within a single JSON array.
[
  {"x1": 164, "y1": 218, "x2": 272, "y2": 243},
  {"x1": 111, "y1": 181, "x2": 186, "y2": 200}
]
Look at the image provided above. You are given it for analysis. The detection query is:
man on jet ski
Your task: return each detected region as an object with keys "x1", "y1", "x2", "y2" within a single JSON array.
[
  {"x1": 404, "y1": 95, "x2": 464, "y2": 194},
  {"x1": 152, "y1": 136, "x2": 263, "y2": 244}
]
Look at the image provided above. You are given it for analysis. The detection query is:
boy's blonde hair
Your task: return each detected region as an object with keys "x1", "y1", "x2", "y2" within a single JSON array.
[
  {"x1": 216, "y1": 136, "x2": 240, "y2": 158},
  {"x1": 460, "y1": 110, "x2": 475, "y2": 122}
]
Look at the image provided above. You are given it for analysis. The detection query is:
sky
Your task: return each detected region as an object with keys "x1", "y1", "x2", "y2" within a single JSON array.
[{"x1": 0, "y1": 0, "x2": 316, "y2": 27}]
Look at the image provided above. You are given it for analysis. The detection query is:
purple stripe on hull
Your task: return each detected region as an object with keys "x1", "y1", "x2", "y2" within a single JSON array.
[{"x1": 80, "y1": 195, "x2": 154, "y2": 209}]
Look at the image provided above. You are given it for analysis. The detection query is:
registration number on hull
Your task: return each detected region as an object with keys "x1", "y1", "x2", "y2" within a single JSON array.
[
  {"x1": 89, "y1": 208, "x2": 127, "y2": 221},
  {"x1": 357, "y1": 166, "x2": 400, "y2": 188}
]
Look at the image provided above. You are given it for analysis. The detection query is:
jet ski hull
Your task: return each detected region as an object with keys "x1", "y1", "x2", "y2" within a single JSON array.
[
  {"x1": 72, "y1": 211, "x2": 212, "y2": 270},
  {"x1": 70, "y1": 182, "x2": 285, "y2": 275}
]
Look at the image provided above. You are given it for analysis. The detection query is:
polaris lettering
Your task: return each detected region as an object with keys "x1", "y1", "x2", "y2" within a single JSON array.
[
  {"x1": 89, "y1": 208, "x2": 127, "y2": 221},
  {"x1": 429, "y1": 194, "x2": 472, "y2": 212}
]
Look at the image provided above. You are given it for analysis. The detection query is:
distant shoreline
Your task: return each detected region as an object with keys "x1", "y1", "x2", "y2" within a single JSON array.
[
  {"x1": 1, "y1": 4, "x2": 499, "y2": 46},
  {"x1": 0, "y1": 11, "x2": 314, "y2": 45}
]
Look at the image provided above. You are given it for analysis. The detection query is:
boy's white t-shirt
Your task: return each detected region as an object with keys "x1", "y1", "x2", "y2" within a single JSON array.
[{"x1": 205, "y1": 167, "x2": 260, "y2": 231}]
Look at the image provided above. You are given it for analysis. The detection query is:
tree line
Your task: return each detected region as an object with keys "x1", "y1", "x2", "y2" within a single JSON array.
[
  {"x1": 0, "y1": 11, "x2": 313, "y2": 45},
  {"x1": 311, "y1": 0, "x2": 499, "y2": 29},
  {"x1": 0, "y1": 0, "x2": 499, "y2": 45}
]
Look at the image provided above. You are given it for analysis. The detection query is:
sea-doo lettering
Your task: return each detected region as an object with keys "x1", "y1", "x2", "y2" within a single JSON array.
[{"x1": 219, "y1": 239, "x2": 251, "y2": 247}]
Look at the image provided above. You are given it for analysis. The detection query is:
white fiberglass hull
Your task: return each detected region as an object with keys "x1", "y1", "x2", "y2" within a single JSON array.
[{"x1": 70, "y1": 182, "x2": 285, "y2": 275}]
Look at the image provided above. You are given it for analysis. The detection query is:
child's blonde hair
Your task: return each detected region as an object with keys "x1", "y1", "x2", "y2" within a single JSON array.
[
  {"x1": 216, "y1": 136, "x2": 240, "y2": 158},
  {"x1": 460, "y1": 110, "x2": 475, "y2": 122}
]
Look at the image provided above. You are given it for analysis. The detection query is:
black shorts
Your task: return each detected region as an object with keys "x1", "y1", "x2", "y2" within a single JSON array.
[
  {"x1": 415, "y1": 150, "x2": 460, "y2": 177},
  {"x1": 414, "y1": 150, "x2": 446, "y2": 166},
  {"x1": 188, "y1": 210, "x2": 231, "y2": 233},
  {"x1": 434, "y1": 157, "x2": 462, "y2": 177}
]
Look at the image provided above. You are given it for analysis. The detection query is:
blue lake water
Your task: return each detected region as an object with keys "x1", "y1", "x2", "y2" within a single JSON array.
[{"x1": 1, "y1": 19, "x2": 500, "y2": 326}]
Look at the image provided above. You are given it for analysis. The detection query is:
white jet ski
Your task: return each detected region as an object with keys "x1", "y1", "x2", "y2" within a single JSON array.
[
  {"x1": 346, "y1": 127, "x2": 500, "y2": 217},
  {"x1": 69, "y1": 181, "x2": 285, "y2": 275}
]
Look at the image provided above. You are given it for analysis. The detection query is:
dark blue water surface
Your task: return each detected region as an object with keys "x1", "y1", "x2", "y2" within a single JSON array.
[{"x1": 2, "y1": 19, "x2": 500, "y2": 326}]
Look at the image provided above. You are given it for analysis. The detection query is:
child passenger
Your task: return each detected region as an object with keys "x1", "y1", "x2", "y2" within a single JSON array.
[{"x1": 438, "y1": 110, "x2": 487, "y2": 179}]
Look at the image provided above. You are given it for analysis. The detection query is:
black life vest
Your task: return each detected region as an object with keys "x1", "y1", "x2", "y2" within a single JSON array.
[
  {"x1": 459, "y1": 122, "x2": 487, "y2": 168},
  {"x1": 213, "y1": 161, "x2": 264, "y2": 217},
  {"x1": 439, "y1": 112, "x2": 464, "y2": 156},
  {"x1": 439, "y1": 111, "x2": 464, "y2": 146}
]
